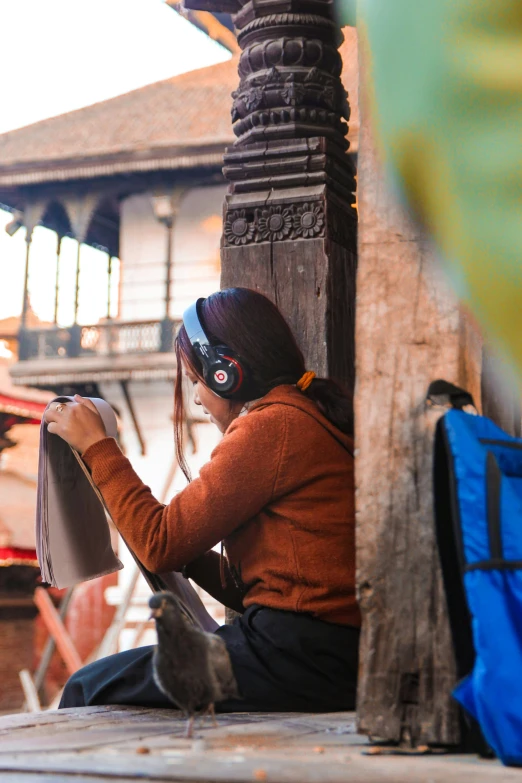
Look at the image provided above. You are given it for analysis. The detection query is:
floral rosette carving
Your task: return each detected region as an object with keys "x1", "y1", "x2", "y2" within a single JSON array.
[
  {"x1": 256, "y1": 206, "x2": 293, "y2": 241},
  {"x1": 293, "y1": 203, "x2": 325, "y2": 238},
  {"x1": 224, "y1": 204, "x2": 329, "y2": 246},
  {"x1": 224, "y1": 210, "x2": 255, "y2": 246}
]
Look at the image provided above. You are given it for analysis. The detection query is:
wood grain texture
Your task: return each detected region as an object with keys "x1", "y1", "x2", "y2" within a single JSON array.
[
  {"x1": 221, "y1": 237, "x2": 330, "y2": 377},
  {"x1": 0, "y1": 707, "x2": 515, "y2": 782},
  {"x1": 355, "y1": 99, "x2": 482, "y2": 745}
]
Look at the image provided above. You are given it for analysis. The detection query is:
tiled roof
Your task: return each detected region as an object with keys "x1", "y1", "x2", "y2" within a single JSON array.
[
  {"x1": 0, "y1": 32, "x2": 358, "y2": 185},
  {"x1": 0, "y1": 60, "x2": 238, "y2": 183}
]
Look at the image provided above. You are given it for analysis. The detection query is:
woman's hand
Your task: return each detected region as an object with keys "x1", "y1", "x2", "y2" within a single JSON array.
[{"x1": 44, "y1": 395, "x2": 108, "y2": 455}]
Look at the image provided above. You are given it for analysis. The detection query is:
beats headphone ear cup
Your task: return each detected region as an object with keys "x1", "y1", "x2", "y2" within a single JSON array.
[
  {"x1": 204, "y1": 347, "x2": 245, "y2": 398},
  {"x1": 182, "y1": 299, "x2": 254, "y2": 399}
]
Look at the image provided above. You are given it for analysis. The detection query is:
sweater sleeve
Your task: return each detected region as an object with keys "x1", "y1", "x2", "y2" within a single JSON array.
[{"x1": 81, "y1": 410, "x2": 285, "y2": 573}]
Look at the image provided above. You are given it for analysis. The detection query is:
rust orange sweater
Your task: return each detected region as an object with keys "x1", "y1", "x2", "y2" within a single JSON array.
[{"x1": 82, "y1": 385, "x2": 360, "y2": 627}]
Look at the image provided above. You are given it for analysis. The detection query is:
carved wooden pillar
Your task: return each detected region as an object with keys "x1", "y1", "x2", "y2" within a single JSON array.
[
  {"x1": 53, "y1": 234, "x2": 63, "y2": 325},
  {"x1": 152, "y1": 188, "x2": 186, "y2": 352},
  {"x1": 17, "y1": 202, "x2": 45, "y2": 360},
  {"x1": 63, "y1": 194, "x2": 99, "y2": 356},
  {"x1": 20, "y1": 230, "x2": 34, "y2": 332},
  {"x1": 106, "y1": 253, "x2": 113, "y2": 321},
  {"x1": 186, "y1": 0, "x2": 357, "y2": 389},
  {"x1": 73, "y1": 240, "x2": 82, "y2": 325}
]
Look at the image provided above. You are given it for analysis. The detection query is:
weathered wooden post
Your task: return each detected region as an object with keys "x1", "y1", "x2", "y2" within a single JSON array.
[
  {"x1": 355, "y1": 71, "x2": 483, "y2": 745},
  {"x1": 185, "y1": 0, "x2": 358, "y2": 390}
]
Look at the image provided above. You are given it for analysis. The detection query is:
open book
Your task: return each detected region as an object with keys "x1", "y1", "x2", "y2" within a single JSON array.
[{"x1": 36, "y1": 397, "x2": 218, "y2": 633}]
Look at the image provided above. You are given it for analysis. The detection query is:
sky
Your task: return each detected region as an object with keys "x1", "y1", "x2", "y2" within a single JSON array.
[{"x1": 0, "y1": 0, "x2": 230, "y2": 325}]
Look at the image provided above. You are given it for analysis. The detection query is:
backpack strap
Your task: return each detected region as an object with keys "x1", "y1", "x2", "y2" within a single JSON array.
[
  {"x1": 466, "y1": 449, "x2": 522, "y2": 572},
  {"x1": 433, "y1": 416, "x2": 475, "y2": 678},
  {"x1": 427, "y1": 379, "x2": 475, "y2": 410}
]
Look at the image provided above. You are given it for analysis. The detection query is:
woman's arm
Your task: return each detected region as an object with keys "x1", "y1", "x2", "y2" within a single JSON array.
[
  {"x1": 81, "y1": 408, "x2": 286, "y2": 574},
  {"x1": 184, "y1": 550, "x2": 245, "y2": 614}
]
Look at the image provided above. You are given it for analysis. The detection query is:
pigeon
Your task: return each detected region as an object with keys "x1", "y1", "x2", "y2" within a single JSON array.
[{"x1": 149, "y1": 591, "x2": 239, "y2": 737}]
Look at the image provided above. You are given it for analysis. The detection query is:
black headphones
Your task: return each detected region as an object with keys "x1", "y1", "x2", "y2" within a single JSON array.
[{"x1": 182, "y1": 298, "x2": 255, "y2": 400}]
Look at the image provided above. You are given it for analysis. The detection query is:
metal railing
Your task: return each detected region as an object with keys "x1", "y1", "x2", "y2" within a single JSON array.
[{"x1": 17, "y1": 318, "x2": 180, "y2": 361}]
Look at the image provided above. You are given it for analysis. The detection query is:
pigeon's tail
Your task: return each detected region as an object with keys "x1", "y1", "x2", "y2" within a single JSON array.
[{"x1": 207, "y1": 634, "x2": 240, "y2": 702}]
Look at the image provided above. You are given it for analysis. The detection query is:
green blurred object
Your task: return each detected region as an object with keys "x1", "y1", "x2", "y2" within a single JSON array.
[
  {"x1": 358, "y1": 0, "x2": 522, "y2": 375},
  {"x1": 336, "y1": 0, "x2": 357, "y2": 27}
]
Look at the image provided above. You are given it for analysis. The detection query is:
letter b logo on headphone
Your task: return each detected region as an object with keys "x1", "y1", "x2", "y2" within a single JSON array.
[
  {"x1": 183, "y1": 298, "x2": 256, "y2": 399},
  {"x1": 214, "y1": 369, "x2": 229, "y2": 385}
]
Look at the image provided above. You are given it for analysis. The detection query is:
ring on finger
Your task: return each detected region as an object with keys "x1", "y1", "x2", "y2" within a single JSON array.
[{"x1": 55, "y1": 403, "x2": 65, "y2": 414}]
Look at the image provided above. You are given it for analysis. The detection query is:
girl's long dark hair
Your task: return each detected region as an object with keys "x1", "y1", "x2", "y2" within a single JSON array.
[{"x1": 174, "y1": 287, "x2": 353, "y2": 481}]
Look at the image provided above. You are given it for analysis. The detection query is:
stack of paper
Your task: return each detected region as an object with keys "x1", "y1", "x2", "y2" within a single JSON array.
[
  {"x1": 37, "y1": 396, "x2": 123, "y2": 588},
  {"x1": 36, "y1": 397, "x2": 217, "y2": 632}
]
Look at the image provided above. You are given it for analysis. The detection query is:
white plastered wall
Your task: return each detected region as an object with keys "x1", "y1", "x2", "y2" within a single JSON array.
[{"x1": 119, "y1": 185, "x2": 224, "y2": 322}]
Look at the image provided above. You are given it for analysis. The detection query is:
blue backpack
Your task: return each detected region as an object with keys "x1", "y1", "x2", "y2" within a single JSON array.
[{"x1": 431, "y1": 380, "x2": 522, "y2": 766}]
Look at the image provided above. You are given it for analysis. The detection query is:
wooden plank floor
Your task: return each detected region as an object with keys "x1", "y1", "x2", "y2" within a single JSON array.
[{"x1": 0, "y1": 706, "x2": 517, "y2": 782}]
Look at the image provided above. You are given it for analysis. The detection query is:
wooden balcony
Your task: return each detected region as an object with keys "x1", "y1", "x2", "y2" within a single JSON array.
[{"x1": 10, "y1": 319, "x2": 179, "y2": 388}]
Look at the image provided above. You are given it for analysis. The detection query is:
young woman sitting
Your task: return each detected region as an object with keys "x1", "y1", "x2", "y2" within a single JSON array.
[{"x1": 44, "y1": 287, "x2": 360, "y2": 712}]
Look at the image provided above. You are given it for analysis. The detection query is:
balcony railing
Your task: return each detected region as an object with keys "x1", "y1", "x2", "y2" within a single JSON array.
[{"x1": 18, "y1": 318, "x2": 179, "y2": 362}]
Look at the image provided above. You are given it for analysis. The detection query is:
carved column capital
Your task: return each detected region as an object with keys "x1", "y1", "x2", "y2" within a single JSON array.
[
  {"x1": 187, "y1": 0, "x2": 354, "y2": 211},
  {"x1": 232, "y1": 8, "x2": 349, "y2": 148}
]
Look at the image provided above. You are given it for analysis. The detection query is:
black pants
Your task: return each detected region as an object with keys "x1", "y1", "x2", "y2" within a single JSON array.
[{"x1": 60, "y1": 605, "x2": 359, "y2": 713}]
